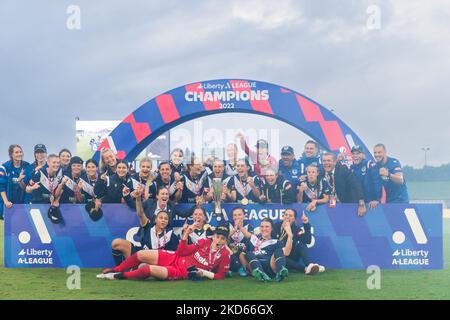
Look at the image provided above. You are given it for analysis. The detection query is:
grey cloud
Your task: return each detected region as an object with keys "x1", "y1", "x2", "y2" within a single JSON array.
[{"x1": 1, "y1": 0, "x2": 449, "y2": 167}]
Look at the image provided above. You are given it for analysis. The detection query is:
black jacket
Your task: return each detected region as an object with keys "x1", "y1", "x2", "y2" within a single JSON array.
[{"x1": 325, "y1": 163, "x2": 364, "y2": 203}]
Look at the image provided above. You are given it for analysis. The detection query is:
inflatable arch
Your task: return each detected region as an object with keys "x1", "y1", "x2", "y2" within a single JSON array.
[{"x1": 93, "y1": 79, "x2": 372, "y2": 162}]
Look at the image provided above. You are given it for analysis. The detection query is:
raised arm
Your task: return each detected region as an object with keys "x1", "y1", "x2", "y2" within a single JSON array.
[
  {"x1": 135, "y1": 191, "x2": 149, "y2": 227},
  {"x1": 281, "y1": 221, "x2": 294, "y2": 256}
]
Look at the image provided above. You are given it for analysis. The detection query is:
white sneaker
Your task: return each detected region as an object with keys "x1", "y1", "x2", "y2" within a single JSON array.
[
  {"x1": 305, "y1": 263, "x2": 320, "y2": 275},
  {"x1": 318, "y1": 265, "x2": 326, "y2": 273},
  {"x1": 96, "y1": 272, "x2": 120, "y2": 280}
]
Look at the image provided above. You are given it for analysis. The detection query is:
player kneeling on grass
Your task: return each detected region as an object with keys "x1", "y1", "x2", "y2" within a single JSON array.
[
  {"x1": 273, "y1": 208, "x2": 325, "y2": 275},
  {"x1": 110, "y1": 186, "x2": 179, "y2": 265},
  {"x1": 240, "y1": 217, "x2": 291, "y2": 282},
  {"x1": 97, "y1": 221, "x2": 231, "y2": 281}
]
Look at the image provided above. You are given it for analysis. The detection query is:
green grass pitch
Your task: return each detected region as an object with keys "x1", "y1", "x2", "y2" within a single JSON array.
[{"x1": 1, "y1": 219, "x2": 449, "y2": 300}]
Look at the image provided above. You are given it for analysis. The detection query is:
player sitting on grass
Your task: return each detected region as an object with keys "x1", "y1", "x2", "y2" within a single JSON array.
[
  {"x1": 240, "y1": 217, "x2": 292, "y2": 282},
  {"x1": 97, "y1": 221, "x2": 231, "y2": 281},
  {"x1": 273, "y1": 208, "x2": 325, "y2": 275},
  {"x1": 110, "y1": 185, "x2": 179, "y2": 265}
]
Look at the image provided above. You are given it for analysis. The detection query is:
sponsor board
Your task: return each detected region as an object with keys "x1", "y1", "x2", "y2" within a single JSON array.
[{"x1": 4, "y1": 204, "x2": 443, "y2": 269}]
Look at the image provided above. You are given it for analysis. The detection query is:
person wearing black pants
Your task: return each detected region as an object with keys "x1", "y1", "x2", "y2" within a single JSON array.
[{"x1": 273, "y1": 208, "x2": 325, "y2": 275}]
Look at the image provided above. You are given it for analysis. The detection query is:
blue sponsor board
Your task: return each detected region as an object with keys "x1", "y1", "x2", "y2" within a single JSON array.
[{"x1": 4, "y1": 204, "x2": 443, "y2": 269}]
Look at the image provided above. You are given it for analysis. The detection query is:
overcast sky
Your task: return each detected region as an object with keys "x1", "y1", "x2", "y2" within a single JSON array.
[{"x1": 1, "y1": 0, "x2": 449, "y2": 168}]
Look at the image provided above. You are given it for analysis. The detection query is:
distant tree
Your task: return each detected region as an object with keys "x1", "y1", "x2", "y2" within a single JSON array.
[{"x1": 404, "y1": 164, "x2": 450, "y2": 181}]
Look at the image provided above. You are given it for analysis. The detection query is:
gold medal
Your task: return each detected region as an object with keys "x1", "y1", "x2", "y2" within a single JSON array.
[
  {"x1": 203, "y1": 224, "x2": 211, "y2": 231},
  {"x1": 241, "y1": 198, "x2": 249, "y2": 205}
]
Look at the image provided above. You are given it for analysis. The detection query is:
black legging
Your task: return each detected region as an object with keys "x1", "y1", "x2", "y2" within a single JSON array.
[
  {"x1": 286, "y1": 242, "x2": 312, "y2": 270},
  {"x1": 246, "y1": 248, "x2": 286, "y2": 275}
]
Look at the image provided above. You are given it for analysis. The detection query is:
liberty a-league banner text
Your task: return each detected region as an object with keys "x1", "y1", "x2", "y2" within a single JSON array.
[{"x1": 4, "y1": 204, "x2": 443, "y2": 269}]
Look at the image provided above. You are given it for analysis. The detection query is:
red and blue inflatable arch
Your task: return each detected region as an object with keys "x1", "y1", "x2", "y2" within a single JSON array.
[{"x1": 93, "y1": 79, "x2": 372, "y2": 161}]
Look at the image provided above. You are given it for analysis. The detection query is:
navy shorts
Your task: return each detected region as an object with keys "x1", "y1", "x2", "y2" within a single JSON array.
[
  {"x1": 130, "y1": 243, "x2": 144, "y2": 255},
  {"x1": 260, "y1": 259, "x2": 275, "y2": 278}
]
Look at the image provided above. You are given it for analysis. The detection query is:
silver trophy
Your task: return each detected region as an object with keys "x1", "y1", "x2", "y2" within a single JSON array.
[{"x1": 212, "y1": 178, "x2": 223, "y2": 219}]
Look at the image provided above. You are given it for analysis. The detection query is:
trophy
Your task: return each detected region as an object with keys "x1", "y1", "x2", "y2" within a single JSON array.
[{"x1": 212, "y1": 178, "x2": 223, "y2": 219}]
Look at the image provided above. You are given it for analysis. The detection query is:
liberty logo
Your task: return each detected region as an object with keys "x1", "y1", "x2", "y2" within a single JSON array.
[
  {"x1": 392, "y1": 208, "x2": 428, "y2": 245},
  {"x1": 20, "y1": 209, "x2": 53, "y2": 244},
  {"x1": 391, "y1": 208, "x2": 430, "y2": 266}
]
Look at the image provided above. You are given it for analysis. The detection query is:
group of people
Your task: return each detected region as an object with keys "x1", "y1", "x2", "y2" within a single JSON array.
[
  {"x1": 98, "y1": 192, "x2": 323, "y2": 282},
  {"x1": 0, "y1": 136, "x2": 409, "y2": 221},
  {"x1": 0, "y1": 137, "x2": 409, "y2": 283}
]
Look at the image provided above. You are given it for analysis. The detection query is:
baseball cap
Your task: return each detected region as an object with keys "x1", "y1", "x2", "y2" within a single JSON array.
[
  {"x1": 70, "y1": 156, "x2": 84, "y2": 166},
  {"x1": 351, "y1": 145, "x2": 363, "y2": 153},
  {"x1": 255, "y1": 139, "x2": 269, "y2": 148},
  {"x1": 85, "y1": 201, "x2": 103, "y2": 222},
  {"x1": 34, "y1": 144, "x2": 47, "y2": 153},
  {"x1": 214, "y1": 222, "x2": 230, "y2": 238},
  {"x1": 47, "y1": 206, "x2": 62, "y2": 224},
  {"x1": 281, "y1": 146, "x2": 294, "y2": 155}
]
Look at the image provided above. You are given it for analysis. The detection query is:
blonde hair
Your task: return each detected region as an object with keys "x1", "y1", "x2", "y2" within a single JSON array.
[
  {"x1": 99, "y1": 148, "x2": 116, "y2": 174},
  {"x1": 139, "y1": 157, "x2": 152, "y2": 168}
]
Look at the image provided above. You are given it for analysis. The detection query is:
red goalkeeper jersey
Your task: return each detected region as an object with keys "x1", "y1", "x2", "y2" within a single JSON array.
[{"x1": 175, "y1": 239, "x2": 231, "y2": 280}]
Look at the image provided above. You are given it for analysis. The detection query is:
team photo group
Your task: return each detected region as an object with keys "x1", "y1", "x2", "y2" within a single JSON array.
[{"x1": 0, "y1": 134, "x2": 409, "y2": 283}]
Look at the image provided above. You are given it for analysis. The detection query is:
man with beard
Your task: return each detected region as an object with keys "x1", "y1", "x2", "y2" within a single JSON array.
[
  {"x1": 350, "y1": 146, "x2": 382, "y2": 209},
  {"x1": 298, "y1": 140, "x2": 323, "y2": 179},
  {"x1": 278, "y1": 146, "x2": 301, "y2": 187},
  {"x1": 373, "y1": 144, "x2": 409, "y2": 203}
]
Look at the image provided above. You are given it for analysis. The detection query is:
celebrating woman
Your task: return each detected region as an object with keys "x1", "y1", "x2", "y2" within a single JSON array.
[
  {"x1": 178, "y1": 156, "x2": 207, "y2": 204},
  {"x1": 149, "y1": 162, "x2": 179, "y2": 202},
  {"x1": 99, "y1": 148, "x2": 117, "y2": 177},
  {"x1": 58, "y1": 149, "x2": 72, "y2": 173},
  {"x1": 226, "y1": 159, "x2": 261, "y2": 204},
  {"x1": 56, "y1": 156, "x2": 85, "y2": 204},
  {"x1": 97, "y1": 222, "x2": 231, "y2": 281},
  {"x1": 297, "y1": 164, "x2": 331, "y2": 211},
  {"x1": 259, "y1": 168, "x2": 295, "y2": 204},
  {"x1": 224, "y1": 143, "x2": 238, "y2": 176},
  {"x1": 241, "y1": 217, "x2": 292, "y2": 282},
  {"x1": 111, "y1": 187, "x2": 179, "y2": 265},
  {"x1": 182, "y1": 207, "x2": 213, "y2": 245},
  {"x1": 95, "y1": 160, "x2": 131, "y2": 204},
  {"x1": 273, "y1": 208, "x2": 325, "y2": 275},
  {"x1": 169, "y1": 148, "x2": 186, "y2": 174},
  {"x1": 228, "y1": 207, "x2": 253, "y2": 277},
  {"x1": 0, "y1": 145, "x2": 30, "y2": 218},
  {"x1": 124, "y1": 157, "x2": 155, "y2": 208},
  {"x1": 23, "y1": 144, "x2": 48, "y2": 203}
]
